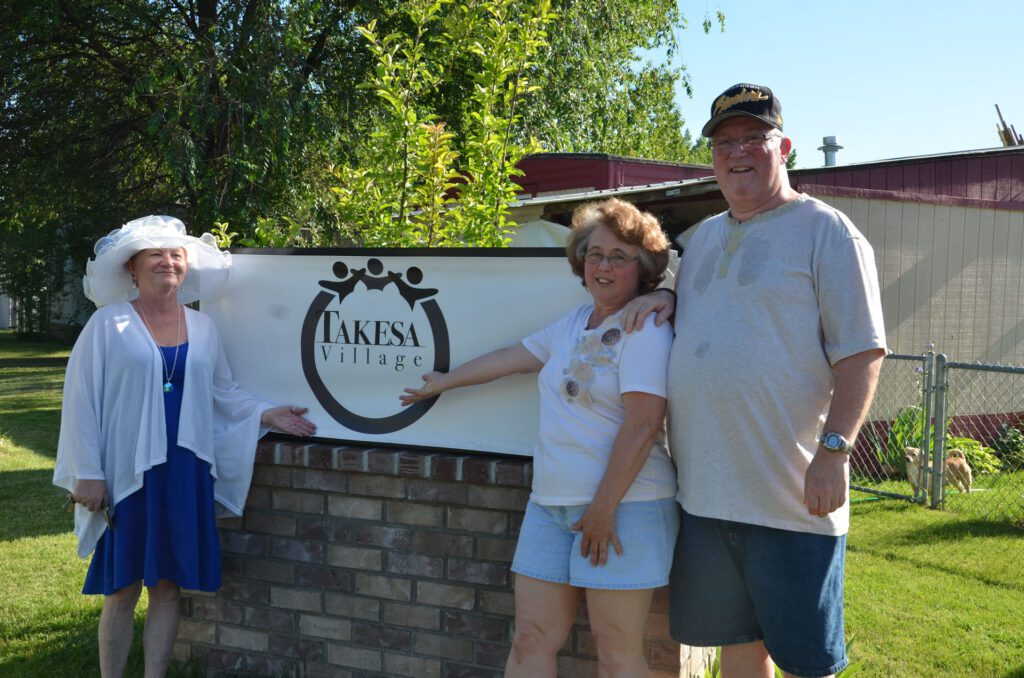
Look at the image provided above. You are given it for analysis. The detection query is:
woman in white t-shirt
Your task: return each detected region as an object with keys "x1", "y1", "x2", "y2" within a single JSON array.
[{"x1": 401, "y1": 198, "x2": 678, "y2": 677}]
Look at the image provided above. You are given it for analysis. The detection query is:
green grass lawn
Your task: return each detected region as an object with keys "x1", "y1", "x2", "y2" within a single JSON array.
[
  {"x1": 845, "y1": 499, "x2": 1024, "y2": 677},
  {"x1": 2, "y1": 329, "x2": 1023, "y2": 677},
  {"x1": 0, "y1": 332, "x2": 151, "y2": 677}
]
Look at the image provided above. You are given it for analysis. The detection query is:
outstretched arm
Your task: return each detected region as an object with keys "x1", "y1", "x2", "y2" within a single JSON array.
[
  {"x1": 804, "y1": 348, "x2": 886, "y2": 516},
  {"x1": 400, "y1": 344, "x2": 543, "y2": 405}
]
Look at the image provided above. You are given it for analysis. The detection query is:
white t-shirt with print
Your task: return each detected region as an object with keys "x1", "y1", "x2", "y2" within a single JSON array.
[{"x1": 521, "y1": 305, "x2": 677, "y2": 505}]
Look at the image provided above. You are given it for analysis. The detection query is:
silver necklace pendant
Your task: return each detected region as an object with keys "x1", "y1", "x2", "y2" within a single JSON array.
[{"x1": 136, "y1": 300, "x2": 182, "y2": 394}]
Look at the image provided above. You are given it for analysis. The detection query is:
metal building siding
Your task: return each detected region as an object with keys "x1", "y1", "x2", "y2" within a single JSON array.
[
  {"x1": 793, "y1": 148, "x2": 1024, "y2": 205},
  {"x1": 818, "y1": 193, "x2": 1024, "y2": 365},
  {"x1": 515, "y1": 154, "x2": 712, "y2": 197}
]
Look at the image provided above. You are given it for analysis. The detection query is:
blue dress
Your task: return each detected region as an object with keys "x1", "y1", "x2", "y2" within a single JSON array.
[{"x1": 83, "y1": 343, "x2": 222, "y2": 594}]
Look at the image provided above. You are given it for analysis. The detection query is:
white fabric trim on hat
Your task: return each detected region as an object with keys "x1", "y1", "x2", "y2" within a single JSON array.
[{"x1": 83, "y1": 215, "x2": 233, "y2": 308}]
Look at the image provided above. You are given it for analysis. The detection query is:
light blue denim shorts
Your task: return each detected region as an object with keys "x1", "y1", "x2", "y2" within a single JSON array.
[{"x1": 511, "y1": 498, "x2": 680, "y2": 590}]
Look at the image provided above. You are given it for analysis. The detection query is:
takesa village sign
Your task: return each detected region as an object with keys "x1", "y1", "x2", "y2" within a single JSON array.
[
  {"x1": 300, "y1": 257, "x2": 450, "y2": 435},
  {"x1": 203, "y1": 249, "x2": 590, "y2": 456}
]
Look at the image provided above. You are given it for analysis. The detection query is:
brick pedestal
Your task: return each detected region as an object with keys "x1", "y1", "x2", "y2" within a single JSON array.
[{"x1": 174, "y1": 439, "x2": 714, "y2": 676}]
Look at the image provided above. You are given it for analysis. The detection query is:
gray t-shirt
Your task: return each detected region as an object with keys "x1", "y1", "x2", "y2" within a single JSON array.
[{"x1": 668, "y1": 194, "x2": 886, "y2": 536}]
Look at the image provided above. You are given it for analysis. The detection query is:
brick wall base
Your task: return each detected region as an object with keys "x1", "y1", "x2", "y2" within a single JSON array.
[{"x1": 174, "y1": 440, "x2": 715, "y2": 676}]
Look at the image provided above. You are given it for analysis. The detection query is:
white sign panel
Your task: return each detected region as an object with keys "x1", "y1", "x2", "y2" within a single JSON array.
[{"x1": 203, "y1": 250, "x2": 590, "y2": 456}]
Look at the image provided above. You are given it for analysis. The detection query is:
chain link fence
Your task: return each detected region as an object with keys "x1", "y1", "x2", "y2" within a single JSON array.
[
  {"x1": 853, "y1": 353, "x2": 1024, "y2": 527},
  {"x1": 852, "y1": 354, "x2": 931, "y2": 503},
  {"x1": 935, "y1": 358, "x2": 1024, "y2": 525}
]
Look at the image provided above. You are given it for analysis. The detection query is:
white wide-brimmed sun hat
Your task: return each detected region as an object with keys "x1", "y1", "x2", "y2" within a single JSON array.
[{"x1": 83, "y1": 215, "x2": 233, "y2": 308}]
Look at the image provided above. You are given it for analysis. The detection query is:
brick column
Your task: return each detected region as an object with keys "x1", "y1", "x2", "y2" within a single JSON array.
[{"x1": 174, "y1": 439, "x2": 714, "y2": 677}]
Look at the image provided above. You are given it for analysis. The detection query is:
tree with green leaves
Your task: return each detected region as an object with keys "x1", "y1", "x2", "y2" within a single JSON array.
[
  {"x1": 323, "y1": 0, "x2": 723, "y2": 245},
  {"x1": 521, "y1": 0, "x2": 724, "y2": 163},
  {"x1": 0, "y1": 0, "x2": 723, "y2": 331},
  {"x1": 326, "y1": 0, "x2": 555, "y2": 247},
  {"x1": 1, "y1": 0, "x2": 381, "y2": 331}
]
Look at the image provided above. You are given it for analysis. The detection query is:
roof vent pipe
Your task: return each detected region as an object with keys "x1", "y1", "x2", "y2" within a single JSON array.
[{"x1": 818, "y1": 135, "x2": 843, "y2": 167}]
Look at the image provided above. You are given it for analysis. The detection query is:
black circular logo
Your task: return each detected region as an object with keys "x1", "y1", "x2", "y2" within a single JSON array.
[{"x1": 300, "y1": 258, "x2": 450, "y2": 434}]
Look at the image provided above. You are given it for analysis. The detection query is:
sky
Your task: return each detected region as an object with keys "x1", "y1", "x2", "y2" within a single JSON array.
[{"x1": 659, "y1": 0, "x2": 1024, "y2": 168}]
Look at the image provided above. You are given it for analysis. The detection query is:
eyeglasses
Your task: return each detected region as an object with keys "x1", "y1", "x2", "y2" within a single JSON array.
[
  {"x1": 583, "y1": 251, "x2": 638, "y2": 268},
  {"x1": 711, "y1": 133, "x2": 781, "y2": 155}
]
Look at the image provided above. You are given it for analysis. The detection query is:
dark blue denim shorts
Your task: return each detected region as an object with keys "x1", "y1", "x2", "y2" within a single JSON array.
[{"x1": 669, "y1": 510, "x2": 848, "y2": 677}]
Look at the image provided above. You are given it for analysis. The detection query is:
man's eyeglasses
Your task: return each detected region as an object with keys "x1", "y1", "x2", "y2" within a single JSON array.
[
  {"x1": 583, "y1": 251, "x2": 638, "y2": 268},
  {"x1": 711, "y1": 133, "x2": 781, "y2": 155}
]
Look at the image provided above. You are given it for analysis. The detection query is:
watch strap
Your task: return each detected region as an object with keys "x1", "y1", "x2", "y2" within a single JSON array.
[{"x1": 819, "y1": 431, "x2": 854, "y2": 453}]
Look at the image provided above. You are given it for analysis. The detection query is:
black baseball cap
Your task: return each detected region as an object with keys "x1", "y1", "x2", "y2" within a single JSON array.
[{"x1": 702, "y1": 83, "x2": 783, "y2": 137}]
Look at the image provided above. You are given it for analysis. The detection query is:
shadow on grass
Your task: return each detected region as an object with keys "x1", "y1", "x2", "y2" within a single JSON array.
[
  {"x1": 902, "y1": 516, "x2": 1024, "y2": 542},
  {"x1": 0, "y1": 357, "x2": 69, "y2": 367},
  {"x1": 849, "y1": 514, "x2": 1024, "y2": 593},
  {"x1": 0, "y1": 605, "x2": 148, "y2": 678},
  {"x1": 0, "y1": 606, "x2": 103, "y2": 678},
  {"x1": 0, "y1": 406, "x2": 62, "y2": 460},
  {"x1": 0, "y1": 362, "x2": 65, "y2": 460},
  {"x1": 0, "y1": 468, "x2": 74, "y2": 542},
  {"x1": 0, "y1": 330, "x2": 72, "y2": 359},
  {"x1": 2, "y1": 606, "x2": 214, "y2": 678}
]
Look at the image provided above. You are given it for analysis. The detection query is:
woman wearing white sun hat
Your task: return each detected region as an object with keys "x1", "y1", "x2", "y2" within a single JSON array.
[{"x1": 54, "y1": 215, "x2": 315, "y2": 678}]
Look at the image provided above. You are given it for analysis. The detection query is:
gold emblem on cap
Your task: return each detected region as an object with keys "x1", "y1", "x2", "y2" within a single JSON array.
[{"x1": 713, "y1": 87, "x2": 769, "y2": 115}]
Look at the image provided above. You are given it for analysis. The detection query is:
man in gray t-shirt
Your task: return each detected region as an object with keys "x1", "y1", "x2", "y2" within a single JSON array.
[{"x1": 625, "y1": 83, "x2": 886, "y2": 678}]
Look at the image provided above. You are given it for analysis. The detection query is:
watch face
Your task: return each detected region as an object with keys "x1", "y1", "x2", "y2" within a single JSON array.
[{"x1": 824, "y1": 433, "x2": 842, "y2": 448}]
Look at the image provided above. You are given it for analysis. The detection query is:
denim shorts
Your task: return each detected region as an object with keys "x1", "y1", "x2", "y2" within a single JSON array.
[
  {"x1": 669, "y1": 510, "x2": 848, "y2": 678},
  {"x1": 511, "y1": 498, "x2": 679, "y2": 590}
]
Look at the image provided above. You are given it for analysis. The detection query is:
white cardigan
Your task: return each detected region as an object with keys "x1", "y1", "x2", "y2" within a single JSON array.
[{"x1": 53, "y1": 302, "x2": 274, "y2": 558}]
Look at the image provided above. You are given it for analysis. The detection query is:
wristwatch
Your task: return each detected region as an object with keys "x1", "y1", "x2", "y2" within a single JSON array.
[{"x1": 818, "y1": 431, "x2": 854, "y2": 454}]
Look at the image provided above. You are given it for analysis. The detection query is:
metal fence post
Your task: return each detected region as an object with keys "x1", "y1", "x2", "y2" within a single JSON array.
[
  {"x1": 919, "y1": 352, "x2": 935, "y2": 503},
  {"x1": 930, "y1": 354, "x2": 948, "y2": 509}
]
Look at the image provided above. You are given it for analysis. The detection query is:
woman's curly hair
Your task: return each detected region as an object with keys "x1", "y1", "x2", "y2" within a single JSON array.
[{"x1": 565, "y1": 198, "x2": 670, "y2": 294}]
